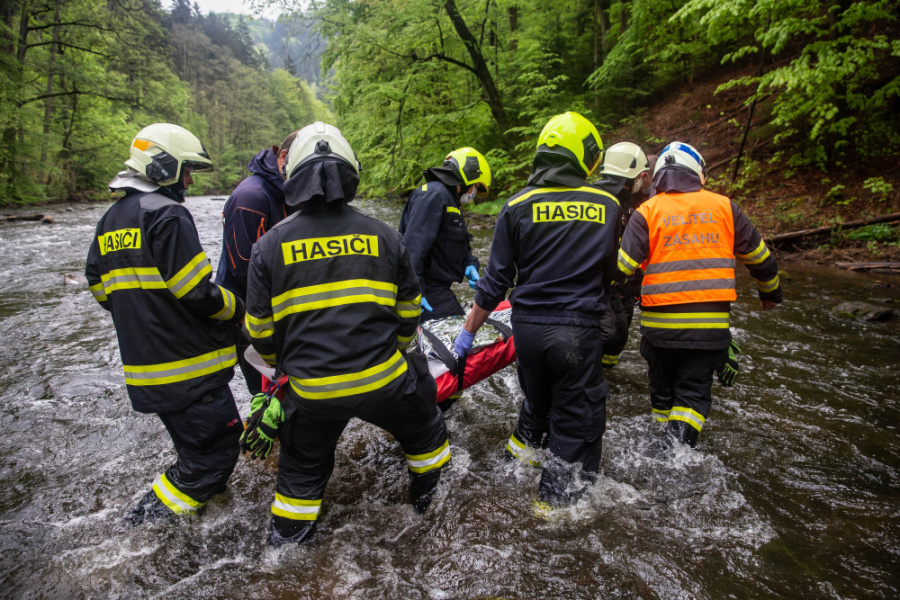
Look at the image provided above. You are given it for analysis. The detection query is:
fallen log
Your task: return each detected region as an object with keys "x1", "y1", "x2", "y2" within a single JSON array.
[
  {"x1": 768, "y1": 212, "x2": 900, "y2": 247},
  {"x1": 0, "y1": 214, "x2": 46, "y2": 222},
  {"x1": 835, "y1": 262, "x2": 900, "y2": 271}
]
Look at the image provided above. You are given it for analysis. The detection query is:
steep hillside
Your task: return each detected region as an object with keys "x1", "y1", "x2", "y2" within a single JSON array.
[{"x1": 605, "y1": 65, "x2": 900, "y2": 262}]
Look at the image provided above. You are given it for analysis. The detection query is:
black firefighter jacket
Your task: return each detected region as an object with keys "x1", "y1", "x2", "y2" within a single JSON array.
[
  {"x1": 398, "y1": 180, "x2": 479, "y2": 293},
  {"x1": 243, "y1": 202, "x2": 422, "y2": 404},
  {"x1": 85, "y1": 191, "x2": 245, "y2": 413},
  {"x1": 475, "y1": 173, "x2": 622, "y2": 327}
]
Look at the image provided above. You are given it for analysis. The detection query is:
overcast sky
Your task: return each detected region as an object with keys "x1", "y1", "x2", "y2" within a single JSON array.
[{"x1": 189, "y1": 0, "x2": 281, "y2": 18}]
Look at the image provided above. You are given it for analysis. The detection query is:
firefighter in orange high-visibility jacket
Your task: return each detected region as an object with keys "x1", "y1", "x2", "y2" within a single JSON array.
[
  {"x1": 617, "y1": 141, "x2": 782, "y2": 448},
  {"x1": 85, "y1": 124, "x2": 245, "y2": 527},
  {"x1": 241, "y1": 122, "x2": 450, "y2": 547}
]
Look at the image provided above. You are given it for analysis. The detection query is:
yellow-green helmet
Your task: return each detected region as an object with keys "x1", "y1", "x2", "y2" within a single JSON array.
[
  {"x1": 536, "y1": 112, "x2": 603, "y2": 176},
  {"x1": 444, "y1": 147, "x2": 491, "y2": 198},
  {"x1": 124, "y1": 123, "x2": 213, "y2": 186}
]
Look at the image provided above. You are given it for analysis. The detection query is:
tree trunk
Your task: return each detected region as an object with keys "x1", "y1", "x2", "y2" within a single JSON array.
[
  {"x1": 41, "y1": 3, "x2": 61, "y2": 176},
  {"x1": 444, "y1": 0, "x2": 510, "y2": 137},
  {"x1": 508, "y1": 5, "x2": 517, "y2": 51}
]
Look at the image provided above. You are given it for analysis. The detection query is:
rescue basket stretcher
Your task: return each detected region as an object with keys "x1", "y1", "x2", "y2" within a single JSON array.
[{"x1": 244, "y1": 301, "x2": 516, "y2": 405}]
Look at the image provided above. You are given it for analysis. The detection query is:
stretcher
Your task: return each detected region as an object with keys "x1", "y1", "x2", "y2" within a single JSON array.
[{"x1": 244, "y1": 300, "x2": 517, "y2": 405}]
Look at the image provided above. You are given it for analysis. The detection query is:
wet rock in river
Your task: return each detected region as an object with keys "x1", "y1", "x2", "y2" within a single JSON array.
[
  {"x1": 831, "y1": 301, "x2": 893, "y2": 322},
  {"x1": 64, "y1": 273, "x2": 87, "y2": 286}
]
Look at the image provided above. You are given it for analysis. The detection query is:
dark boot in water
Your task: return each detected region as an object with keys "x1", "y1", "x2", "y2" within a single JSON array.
[
  {"x1": 409, "y1": 469, "x2": 442, "y2": 514},
  {"x1": 120, "y1": 490, "x2": 174, "y2": 528},
  {"x1": 269, "y1": 515, "x2": 317, "y2": 547},
  {"x1": 667, "y1": 420, "x2": 700, "y2": 448}
]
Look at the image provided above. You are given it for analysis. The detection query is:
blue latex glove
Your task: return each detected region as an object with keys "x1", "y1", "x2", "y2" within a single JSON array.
[
  {"x1": 465, "y1": 265, "x2": 480, "y2": 290},
  {"x1": 421, "y1": 296, "x2": 433, "y2": 313},
  {"x1": 454, "y1": 326, "x2": 475, "y2": 357}
]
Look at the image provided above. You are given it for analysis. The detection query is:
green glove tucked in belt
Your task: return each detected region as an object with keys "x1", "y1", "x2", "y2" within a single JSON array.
[
  {"x1": 717, "y1": 340, "x2": 742, "y2": 387},
  {"x1": 240, "y1": 396, "x2": 285, "y2": 460}
]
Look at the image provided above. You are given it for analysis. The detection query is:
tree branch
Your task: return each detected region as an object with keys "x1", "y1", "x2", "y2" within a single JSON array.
[{"x1": 25, "y1": 41, "x2": 108, "y2": 57}]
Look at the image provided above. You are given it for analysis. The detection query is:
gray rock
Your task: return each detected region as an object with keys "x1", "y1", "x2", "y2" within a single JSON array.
[{"x1": 831, "y1": 301, "x2": 893, "y2": 322}]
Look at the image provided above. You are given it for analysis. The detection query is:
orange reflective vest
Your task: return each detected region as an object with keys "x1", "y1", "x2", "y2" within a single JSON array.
[{"x1": 636, "y1": 190, "x2": 737, "y2": 307}]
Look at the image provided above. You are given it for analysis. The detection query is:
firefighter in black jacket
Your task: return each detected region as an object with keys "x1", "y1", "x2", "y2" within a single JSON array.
[
  {"x1": 85, "y1": 123, "x2": 245, "y2": 526},
  {"x1": 398, "y1": 148, "x2": 491, "y2": 320},
  {"x1": 241, "y1": 122, "x2": 450, "y2": 546},
  {"x1": 593, "y1": 142, "x2": 656, "y2": 368},
  {"x1": 454, "y1": 112, "x2": 621, "y2": 512}
]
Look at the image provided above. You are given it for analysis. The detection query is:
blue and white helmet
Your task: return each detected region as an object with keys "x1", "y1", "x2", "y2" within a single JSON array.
[{"x1": 654, "y1": 141, "x2": 707, "y2": 184}]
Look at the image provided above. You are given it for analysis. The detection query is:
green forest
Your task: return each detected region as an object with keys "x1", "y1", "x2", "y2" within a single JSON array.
[{"x1": 1, "y1": 0, "x2": 898, "y2": 208}]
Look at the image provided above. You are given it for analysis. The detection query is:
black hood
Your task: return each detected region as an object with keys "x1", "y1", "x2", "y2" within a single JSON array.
[
  {"x1": 423, "y1": 165, "x2": 465, "y2": 195},
  {"x1": 527, "y1": 151, "x2": 588, "y2": 188},
  {"x1": 651, "y1": 165, "x2": 703, "y2": 195},
  {"x1": 160, "y1": 181, "x2": 186, "y2": 203},
  {"x1": 284, "y1": 158, "x2": 360, "y2": 207}
]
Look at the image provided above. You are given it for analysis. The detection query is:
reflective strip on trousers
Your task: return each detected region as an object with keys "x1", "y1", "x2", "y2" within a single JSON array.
[
  {"x1": 737, "y1": 239, "x2": 771, "y2": 265},
  {"x1": 406, "y1": 439, "x2": 451, "y2": 474},
  {"x1": 506, "y1": 434, "x2": 541, "y2": 467},
  {"x1": 209, "y1": 286, "x2": 237, "y2": 320},
  {"x1": 167, "y1": 252, "x2": 212, "y2": 299},
  {"x1": 100, "y1": 267, "x2": 166, "y2": 295},
  {"x1": 288, "y1": 351, "x2": 407, "y2": 400},
  {"x1": 602, "y1": 354, "x2": 620, "y2": 366},
  {"x1": 123, "y1": 346, "x2": 237, "y2": 386},
  {"x1": 152, "y1": 472, "x2": 203, "y2": 514},
  {"x1": 271, "y1": 279, "x2": 398, "y2": 321},
  {"x1": 652, "y1": 408, "x2": 671, "y2": 422},
  {"x1": 271, "y1": 494, "x2": 322, "y2": 521},
  {"x1": 640, "y1": 311, "x2": 730, "y2": 329},
  {"x1": 395, "y1": 295, "x2": 421, "y2": 319},
  {"x1": 669, "y1": 406, "x2": 706, "y2": 432},
  {"x1": 642, "y1": 278, "x2": 735, "y2": 296},
  {"x1": 245, "y1": 312, "x2": 275, "y2": 339},
  {"x1": 643, "y1": 257, "x2": 735, "y2": 274}
]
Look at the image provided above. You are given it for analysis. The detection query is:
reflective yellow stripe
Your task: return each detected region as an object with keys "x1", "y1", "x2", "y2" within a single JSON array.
[
  {"x1": 152, "y1": 472, "x2": 202, "y2": 514},
  {"x1": 421, "y1": 183, "x2": 428, "y2": 192},
  {"x1": 289, "y1": 351, "x2": 407, "y2": 399},
  {"x1": 737, "y1": 239, "x2": 771, "y2": 265},
  {"x1": 406, "y1": 439, "x2": 451, "y2": 473},
  {"x1": 271, "y1": 279, "x2": 398, "y2": 321},
  {"x1": 618, "y1": 249, "x2": 640, "y2": 275},
  {"x1": 601, "y1": 354, "x2": 619, "y2": 366},
  {"x1": 669, "y1": 406, "x2": 706, "y2": 432},
  {"x1": 508, "y1": 186, "x2": 620, "y2": 207},
  {"x1": 100, "y1": 267, "x2": 166, "y2": 295},
  {"x1": 259, "y1": 352, "x2": 277, "y2": 364},
  {"x1": 505, "y1": 434, "x2": 541, "y2": 467},
  {"x1": 641, "y1": 311, "x2": 730, "y2": 330},
  {"x1": 755, "y1": 274, "x2": 780, "y2": 293},
  {"x1": 395, "y1": 294, "x2": 421, "y2": 318},
  {"x1": 397, "y1": 332, "x2": 417, "y2": 349},
  {"x1": 446, "y1": 206, "x2": 460, "y2": 214},
  {"x1": 245, "y1": 312, "x2": 275, "y2": 339},
  {"x1": 209, "y1": 286, "x2": 237, "y2": 320},
  {"x1": 123, "y1": 346, "x2": 237, "y2": 386},
  {"x1": 166, "y1": 252, "x2": 212, "y2": 299},
  {"x1": 652, "y1": 408, "x2": 671, "y2": 422},
  {"x1": 271, "y1": 494, "x2": 322, "y2": 521},
  {"x1": 90, "y1": 282, "x2": 107, "y2": 302}
]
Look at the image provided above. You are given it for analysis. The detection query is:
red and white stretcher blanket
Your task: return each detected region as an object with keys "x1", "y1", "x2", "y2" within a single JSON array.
[{"x1": 244, "y1": 300, "x2": 517, "y2": 404}]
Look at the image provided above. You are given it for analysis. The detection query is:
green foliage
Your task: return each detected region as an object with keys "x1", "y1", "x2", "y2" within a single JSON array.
[
  {"x1": 0, "y1": 0, "x2": 331, "y2": 205},
  {"x1": 863, "y1": 176, "x2": 894, "y2": 200},
  {"x1": 844, "y1": 223, "x2": 898, "y2": 242}
]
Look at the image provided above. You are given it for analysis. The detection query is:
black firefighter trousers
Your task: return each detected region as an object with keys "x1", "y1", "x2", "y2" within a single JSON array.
[
  {"x1": 420, "y1": 283, "x2": 465, "y2": 322},
  {"x1": 272, "y1": 354, "x2": 449, "y2": 535},
  {"x1": 510, "y1": 322, "x2": 608, "y2": 504},
  {"x1": 154, "y1": 385, "x2": 242, "y2": 513},
  {"x1": 639, "y1": 337, "x2": 728, "y2": 445}
]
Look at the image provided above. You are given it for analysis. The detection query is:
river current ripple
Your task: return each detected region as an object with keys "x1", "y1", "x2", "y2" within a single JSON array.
[{"x1": 0, "y1": 197, "x2": 898, "y2": 599}]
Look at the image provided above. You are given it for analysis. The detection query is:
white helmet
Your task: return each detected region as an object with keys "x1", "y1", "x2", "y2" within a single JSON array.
[
  {"x1": 654, "y1": 141, "x2": 707, "y2": 184},
  {"x1": 124, "y1": 123, "x2": 213, "y2": 186},
  {"x1": 285, "y1": 121, "x2": 360, "y2": 178},
  {"x1": 599, "y1": 142, "x2": 650, "y2": 179}
]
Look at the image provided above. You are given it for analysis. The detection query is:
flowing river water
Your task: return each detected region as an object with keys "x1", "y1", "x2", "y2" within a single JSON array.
[{"x1": 0, "y1": 196, "x2": 898, "y2": 599}]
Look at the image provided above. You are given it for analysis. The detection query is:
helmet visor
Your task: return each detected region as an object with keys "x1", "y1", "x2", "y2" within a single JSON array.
[{"x1": 184, "y1": 159, "x2": 213, "y2": 174}]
